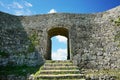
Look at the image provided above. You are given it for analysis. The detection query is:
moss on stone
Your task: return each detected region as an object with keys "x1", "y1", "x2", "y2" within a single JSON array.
[
  {"x1": 114, "y1": 17, "x2": 120, "y2": 26},
  {"x1": 34, "y1": 65, "x2": 43, "y2": 78},
  {"x1": 114, "y1": 17, "x2": 120, "y2": 47},
  {"x1": 29, "y1": 32, "x2": 39, "y2": 46},
  {"x1": 0, "y1": 51, "x2": 9, "y2": 58},
  {"x1": 28, "y1": 43, "x2": 35, "y2": 53},
  {"x1": 27, "y1": 32, "x2": 39, "y2": 53},
  {"x1": 0, "y1": 65, "x2": 41, "y2": 76},
  {"x1": 115, "y1": 31, "x2": 120, "y2": 39}
]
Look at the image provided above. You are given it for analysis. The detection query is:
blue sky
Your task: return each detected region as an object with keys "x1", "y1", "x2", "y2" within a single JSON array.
[
  {"x1": 0, "y1": 0, "x2": 120, "y2": 60},
  {"x1": 0, "y1": 0, "x2": 120, "y2": 15},
  {"x1": 51, "y1": 36, "x2": 67, "y2": 60}
]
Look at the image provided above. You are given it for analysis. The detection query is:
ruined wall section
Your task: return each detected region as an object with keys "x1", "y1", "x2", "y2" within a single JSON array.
[
  {"x1": 73, "y1": 6, "x2": 120, "y2": 69},
  {"x1": 0, "y1": 6, "x2": 120, "y2": 69},
  {"x1": 0, "y1": 12, "x2": 44, "y2": 66}
]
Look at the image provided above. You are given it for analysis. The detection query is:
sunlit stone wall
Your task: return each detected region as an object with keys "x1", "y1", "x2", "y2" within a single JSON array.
[{"x1": 0, "y1": 6, "x2": 120, "y2": 69}]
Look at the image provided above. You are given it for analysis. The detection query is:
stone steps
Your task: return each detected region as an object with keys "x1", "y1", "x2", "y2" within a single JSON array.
[
  {"x1": 40, "y1": 70, "x2": 80, "y2": 74},
  {"x1": 42, "y1": 66, "x2": 78, "y2": 70},
  {"x1": 36, "y1": 74, "x2": 85, "y2": 80},
  {"x1": 45, "y1": 60, "x2": 71, "y2": 63},
  {"x1": 44, "y1": 63, "x2": 73, "y2": 66},
  {"x1": 35, "y1": 60, "x2": 85, "y2": 80}
]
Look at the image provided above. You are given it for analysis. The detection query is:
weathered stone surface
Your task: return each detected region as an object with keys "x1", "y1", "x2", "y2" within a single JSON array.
[{"x1": 0, "y1": 6, "x2": 120, "y2": 69}]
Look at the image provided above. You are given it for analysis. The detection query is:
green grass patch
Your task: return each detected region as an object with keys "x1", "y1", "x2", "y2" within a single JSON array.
[
  {"x1": 0, "y1": 65, "x2": 41, "y2": 76},
  {"x1": 34, "y1": 65, "x2": 44, "y2": 78}
]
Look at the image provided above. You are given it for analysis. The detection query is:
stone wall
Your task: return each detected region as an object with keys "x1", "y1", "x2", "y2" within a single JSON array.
[
  {"x1": 0, "y1": 12, "x2": 44, "y2": 66},
  {"x1": 0, "y1": 6, "x2": 120, "y2": 69},
  {"x1": 73, "y1": 6, "x2": 120, "y2": 69}
]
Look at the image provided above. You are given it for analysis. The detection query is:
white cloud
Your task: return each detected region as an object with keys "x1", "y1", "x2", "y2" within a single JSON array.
[
  {"x1": 0, "y1": 1, "x2": 4, "y2": 7},
  {"x1": 24, "y1": 1, "x2": 32, "y2": 7},
  {"x1": 48, "y1": 9, "x2": 57, "y2": 13},
  {"x1": 56, "y1": 35, "x2": 67, "y2": 43},
  {"x1": 0, "y1": 1, "x2": 33, "y2": 16},
  {"x1": 52, "y1": 48, "x2": 67, "y2": 60},
  {"x1": 15, "y1": 10, "x2": 23, "y2": 15},
  {"x1": 15, "y1": 9, "x2": 32, "y2": 16},
  {"x1": 10, "y1": 2, "x2": 23, "y2": 9}
]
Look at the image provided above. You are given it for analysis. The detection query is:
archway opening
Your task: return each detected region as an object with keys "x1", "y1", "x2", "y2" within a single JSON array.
[
  {"x1": 51, "y1": 35, "x2": 68, "y2": 60},
  {"x1": 46, "y1": 27, "x2": 70, "y2": 60}
]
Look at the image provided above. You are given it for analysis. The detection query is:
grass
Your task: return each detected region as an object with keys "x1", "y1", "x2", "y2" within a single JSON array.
[
  {"x1": 34, "y1": 65, "x2": 44, "y2": 79},
  {"x1": 2, "y1": 62, "x2": 119, "y2": 80},
  {"x1": 0, "y1": 65, "x2": 41, "y2": 76}
]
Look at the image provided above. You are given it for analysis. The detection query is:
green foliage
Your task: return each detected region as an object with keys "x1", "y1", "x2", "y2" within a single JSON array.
[
  {"x1": 29, "y1": 33, "x2": 39, "y2": 46},
  {"x1": 0, "y1": 50, "x2": 9, "y2": 58},
  {"x1": 0, "y1": 65, "x2": 41, "y2": 76},
  {"x1": 114, "y1": 17, "x2": 120, "y2": 47},
  {"x1": 34, "y1": 65, "x2": 43, "y2": 78},
  {"x1": 114, "y1": 17, "x2": 120, "y2": 26},
  {"x1": 28, "y1": 32, "x2": 39, "y2": 53},
  {"x1": 115, "y1": 31, "x2": 120, "y2": 40},
  {"x1": 28, "y1": 44, "x2": 35, "y2": 53},
  {"x1": 111, "y1": 17, "x2": 120, "y2": 26}
]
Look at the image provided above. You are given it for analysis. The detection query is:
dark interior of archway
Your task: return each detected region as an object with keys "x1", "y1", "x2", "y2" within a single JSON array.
[
  {"x1": 46, "y1": 27, "x2": 70, "y2": 60},
  {"x1": 48, "y1": 27, "x2": 68, "y2": 38}
]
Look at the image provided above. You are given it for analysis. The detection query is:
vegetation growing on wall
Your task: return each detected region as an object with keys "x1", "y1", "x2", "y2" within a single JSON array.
[
  {"x1": 115, "y1": 31, "x2": 120, "y2": 41},
  {"x1": 28, "y1": 44, "x2": 35, "y2": 53},
  {"x1": 0, "y1": 50, "x2": 9, "y2": 58},
  {"x1": 29, "y1": 32, "x2": 39, "y2": 46},
  {"x1": 114, "y1": 17, "x2": 120, "y2": 47},
  {"x1": 0, "y1": 65, "x2": 41, "y2": 76},
  {"x1": 114, "y1": 17, "x2": 120, "y2": 26},
  {"x1": 28, "y1": 32, "x2": 39, "y2": 53}
]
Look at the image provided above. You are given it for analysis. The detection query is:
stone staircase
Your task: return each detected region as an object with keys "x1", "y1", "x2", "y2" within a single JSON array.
[{"x1": 35, "y1": 60, "x2": 85, "y2": 80}]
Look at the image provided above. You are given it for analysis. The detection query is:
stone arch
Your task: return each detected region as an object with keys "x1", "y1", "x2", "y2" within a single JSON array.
[{"x1": 45, "y1": 27, "x2": 70, "y2": 60}]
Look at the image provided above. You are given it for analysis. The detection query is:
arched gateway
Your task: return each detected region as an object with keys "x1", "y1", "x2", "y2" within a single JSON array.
[{"x1": 46, "y1": 27, "x2": 70, "y2": 60}]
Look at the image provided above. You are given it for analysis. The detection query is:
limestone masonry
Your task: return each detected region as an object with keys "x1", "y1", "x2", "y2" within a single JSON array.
[{"x1": 0, "y1": 6, "x2": 120, "y2": 69}]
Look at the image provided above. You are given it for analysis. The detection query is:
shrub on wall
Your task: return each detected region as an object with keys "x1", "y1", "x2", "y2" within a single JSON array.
[
  {"x1": 28, "y1": 44, "x2": 35, "y2": 53},
  {"x1": 27, "y1": 32, "x2": 39, "y2": 53},
  {"x1": 114, "y1": 17, "x2": 120, "y2": 47},
  {"x1": 0, "y1": 50, "x2": 9, "y2": 58},
  {"x1": 114, "y1": 17, "x2": 120, "y2": 26}
]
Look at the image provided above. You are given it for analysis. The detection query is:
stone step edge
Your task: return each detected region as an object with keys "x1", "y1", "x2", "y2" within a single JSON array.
[
  {"x1": 42, "y1": 68, "x2": 78, "y2": 70},
  {"x1": 43, "y1": 66, "x2": 77, "y2": 68},
  {"x1": 37, "y1": 78, "x2": 86, "y2": 80},
  {"x1": 45, "y1": 63, "x2": 73, "y2": 64},
  {"x1": 37, "y1": 74, "x2": 84, "y2": 77},
  {"x1": 44, "y1": 64, "x2": 73, "y2": 66},
  {"x1": 46, "y1": 60, "x2": 72, "y2": 62},
  {"x1": 40, "y1": 70, "x2": 80, "y2": 72}
]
